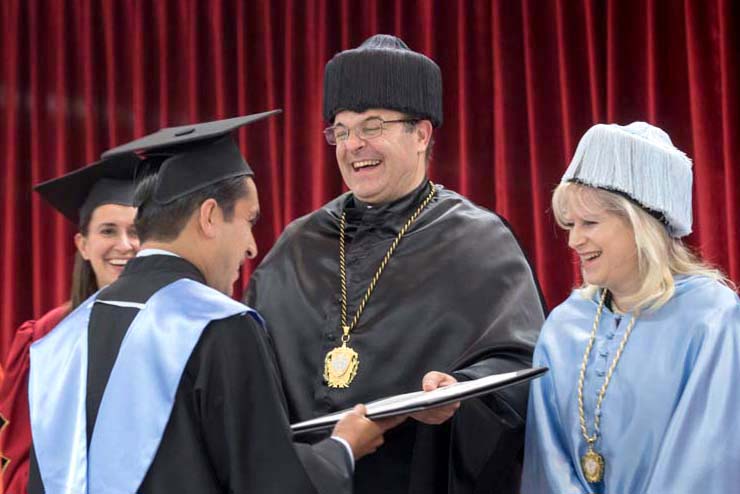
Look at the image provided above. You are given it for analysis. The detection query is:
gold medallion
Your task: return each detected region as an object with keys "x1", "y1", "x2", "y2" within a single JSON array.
[
  {"x1": 581, "y1": 448, "x2": 605, "y2": 483},
  {"x1": 577, "y1": 290, "x2": 638, "y2": 486},
  {"x1": 325, "y1": 184, "x2": 436, "y2": 389},
  {"x1": 324, "y1": 343, "x2": 359, "y2": 388}
]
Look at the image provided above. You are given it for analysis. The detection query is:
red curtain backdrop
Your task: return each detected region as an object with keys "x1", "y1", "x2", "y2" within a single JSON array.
[{"x1": 1, "y1": 0, "x2": 738, "y2": 365}]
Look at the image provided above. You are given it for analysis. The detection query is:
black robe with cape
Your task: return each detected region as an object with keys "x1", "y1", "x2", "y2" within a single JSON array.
[
  {"x1": 246, "y1": 181, "x2": 546, "y2": 494},
  {"x1": 28, "y1": 254, "x2": 352, "y2": 494}
]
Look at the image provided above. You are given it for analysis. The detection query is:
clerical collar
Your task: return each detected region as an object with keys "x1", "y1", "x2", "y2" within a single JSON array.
[{"x1": 347, "y1": 179, "x2": 432, "y2": 218}]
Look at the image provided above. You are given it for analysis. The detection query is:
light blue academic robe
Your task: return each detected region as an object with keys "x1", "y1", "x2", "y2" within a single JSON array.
[{"x1": 521, "y1": 275, "x2": 740, "y2": 494}]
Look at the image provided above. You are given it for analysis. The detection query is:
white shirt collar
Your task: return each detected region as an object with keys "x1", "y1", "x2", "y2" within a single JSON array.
[{"x1": 136, "y1": 248, "x2": 181, "y2": 258}]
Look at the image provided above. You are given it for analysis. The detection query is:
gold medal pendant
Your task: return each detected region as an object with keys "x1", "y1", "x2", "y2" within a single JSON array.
[
  {"x1": 325, "y1": 186, "x2": 435, "y2": 390},
  {"x1": 581, "y1": 448, "x2": 605, "y2": 483},
  {"x1": 324, "y1": 342, "x2": 359, "y2": 388}
]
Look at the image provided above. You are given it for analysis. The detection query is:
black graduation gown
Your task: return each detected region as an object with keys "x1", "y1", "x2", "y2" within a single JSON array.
[
  {"x1": 28, "y1": 254, "x2": 352, "y2": 494},
  {"x1": 246, "y1": 181, "x2": 546, "y2": 494}
]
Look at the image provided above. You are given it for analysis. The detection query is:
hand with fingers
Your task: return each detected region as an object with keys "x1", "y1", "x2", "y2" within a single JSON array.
[
  {"x1": 409, "y1": 371, "x2": 461, "y2": 425},
  {"x1": 331, "y1": 404, "x2": 407, "y2": 460}
]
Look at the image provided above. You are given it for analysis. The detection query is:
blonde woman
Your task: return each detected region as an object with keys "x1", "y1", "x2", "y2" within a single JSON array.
[{"x1": 521, "y1": 122, "x2": 739, "y2": 493}]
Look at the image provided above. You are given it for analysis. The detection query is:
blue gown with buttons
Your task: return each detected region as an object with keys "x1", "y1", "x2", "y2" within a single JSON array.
[{"x1": 521, "y1": 275, "x2": 740, "y2": 494}]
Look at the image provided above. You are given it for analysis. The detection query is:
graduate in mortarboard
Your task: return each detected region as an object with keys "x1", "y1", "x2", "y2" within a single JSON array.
[
  {"x1": 26, "y1": 111, "x2": 399, "y2": 494},
  {"x1": 521, "y1": 122, "x2": 740, "y2": 493},
  {"x1": 0, "y1": 155, "x2": 139, "y2": 494},
  {"x1": 245, "y1": 34, "x2": 546, "y2": 494}
]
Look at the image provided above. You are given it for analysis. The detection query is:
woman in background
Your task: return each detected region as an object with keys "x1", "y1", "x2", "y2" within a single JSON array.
[
  {"x1": 521, "y1": 122, "x2": 739, "y2": 493},
  {"x1": 0, "y1": 154, "x2": 140, "y2": 494}
]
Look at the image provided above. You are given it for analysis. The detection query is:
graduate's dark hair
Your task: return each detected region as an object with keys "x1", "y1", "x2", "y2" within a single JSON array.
[
  {"x1": 69, "y1": 210, "x2": 99, "y2": 311},
  {"x1": 134, "y1": 158, "x2": 249, "y2": 243}
]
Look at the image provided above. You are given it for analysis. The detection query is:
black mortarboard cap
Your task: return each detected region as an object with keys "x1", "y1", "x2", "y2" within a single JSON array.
[
  {"x1": 323, "y1": 35, "x2": 443, "y2": 127},
  {"x1": 101, "y1": 110, "x2": 282, "y2": 205},
  {"x1": 34, "y1": 153, "x2": 140, "y2": 225}
]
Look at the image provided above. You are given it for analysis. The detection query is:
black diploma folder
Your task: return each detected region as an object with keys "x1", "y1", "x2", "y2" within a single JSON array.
[{"x1": 291, "y1": 366, "x2": 548, "y2": 435}]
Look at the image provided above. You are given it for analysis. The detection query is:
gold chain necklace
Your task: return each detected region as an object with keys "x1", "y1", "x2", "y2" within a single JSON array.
[
  {"x1": 323, "y1": 183, "x2": 436, "y2": 388},
  {"x1": 577, "y1": 290, "x2": 638, "y2": 483}
]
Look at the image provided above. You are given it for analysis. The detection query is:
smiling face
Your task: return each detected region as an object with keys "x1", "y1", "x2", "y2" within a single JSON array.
[
  {"x1": 75, "y1": 204, "x2": 139, "y2": 288},
  {"x1": 558, "y1": 186, "x2": 641, "y2": 302},
  {"x1": 208, "y1": 177, "x2": 260, "y2": 296},
  {"x1": 333, "y1": 108, "x2": 431, "y2": 204}
]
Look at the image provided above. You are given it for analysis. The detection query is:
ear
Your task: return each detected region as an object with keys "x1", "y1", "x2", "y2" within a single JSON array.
[
  {"x1": 74, "y1": 232, "x2": 90, "y2": 260},
  {"x1": 197, "y1": 198, "x2": 221, "y2": 239},
  {"x1": 415, "y1": 120, "x2": 433, "y2": 153}
]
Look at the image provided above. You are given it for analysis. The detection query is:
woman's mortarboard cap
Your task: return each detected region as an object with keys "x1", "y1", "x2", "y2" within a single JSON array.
[{"x1": 34, "y1": 153, "x2": 140, "y2": 225}]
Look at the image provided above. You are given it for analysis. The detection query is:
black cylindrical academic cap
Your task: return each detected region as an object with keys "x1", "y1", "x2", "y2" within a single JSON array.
[
  {"x1": 101, "y1": 110, "x2": 281, "y2": 205},
  {"x1": 323, "y1": 35, "x2": 443, "y2": 127},
  {"x1": 34, "y1": 153, "x2": 140, "y2": 226}
]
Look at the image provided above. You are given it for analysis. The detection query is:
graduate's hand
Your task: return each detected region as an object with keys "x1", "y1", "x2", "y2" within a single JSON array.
[
  {"x1": 332, "y1": 404, "x2": 405, "y2": 460},
  {"x1": 410, "y1": 371, "x2": 461, "y2": 425}
]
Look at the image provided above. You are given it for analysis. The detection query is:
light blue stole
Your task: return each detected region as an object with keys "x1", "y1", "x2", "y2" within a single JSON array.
[{"x1": 29, "y1": 278, "x2": 262, "y2": 494}]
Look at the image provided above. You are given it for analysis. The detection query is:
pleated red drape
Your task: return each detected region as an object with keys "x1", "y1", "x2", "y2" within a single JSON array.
[{"x1": 1, "y1": 0, "x2": 738, "y2": 365}]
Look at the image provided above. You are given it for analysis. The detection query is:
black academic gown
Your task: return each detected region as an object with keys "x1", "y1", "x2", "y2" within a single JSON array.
[
  {"x1": 28, "y1": 254, "x2": 352, "y2": 494},
  {"x1": 246, "y1": 181, "x2": 546, "y2": 494}
]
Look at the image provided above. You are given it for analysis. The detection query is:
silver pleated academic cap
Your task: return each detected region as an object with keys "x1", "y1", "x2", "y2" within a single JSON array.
[
  {"x1": 101, "y1": 109, "x2": 282, "y2": 205},
  {"x1": 34, "y1": 153, "x2": 140, "y2": 225},
  {"x1": 562, "y1": 121, "x2": 693, "y2": 238}
]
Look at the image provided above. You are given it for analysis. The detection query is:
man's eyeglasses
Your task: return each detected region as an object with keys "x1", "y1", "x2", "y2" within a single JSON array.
[{"x1": 323, "y1": 117, "x2": 418, "y2": 146}]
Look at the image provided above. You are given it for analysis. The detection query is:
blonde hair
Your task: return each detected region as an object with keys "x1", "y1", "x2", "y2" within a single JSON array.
[{"x1": 552, "y1": 182, "x2": 731, "y2": 311}]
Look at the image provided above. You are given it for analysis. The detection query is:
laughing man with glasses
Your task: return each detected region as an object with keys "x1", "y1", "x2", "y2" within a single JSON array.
[{"x1": 245, "y1": 34, "x2": 546, "y2": 494}]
